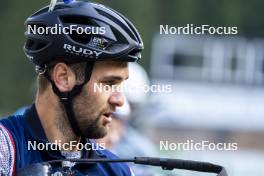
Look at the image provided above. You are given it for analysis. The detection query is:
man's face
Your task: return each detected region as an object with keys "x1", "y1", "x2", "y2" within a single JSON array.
[{"x1": 73, "y1": 60, "x2": 128, "y2": 139}]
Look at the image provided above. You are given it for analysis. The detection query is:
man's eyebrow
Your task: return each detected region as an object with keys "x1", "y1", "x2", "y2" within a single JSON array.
[{"x1": 102, "y1": 76, "x2": 129, "y2": 81}]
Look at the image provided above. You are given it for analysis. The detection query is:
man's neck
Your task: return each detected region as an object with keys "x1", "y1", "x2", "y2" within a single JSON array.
[{"x1": 35, "y1": 92, "x2": 81, "y2": 151}]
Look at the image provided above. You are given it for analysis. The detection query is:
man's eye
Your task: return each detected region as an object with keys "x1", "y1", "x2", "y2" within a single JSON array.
[{"x1": 104, "y1": 81, "x2": 117, "y2": 86}]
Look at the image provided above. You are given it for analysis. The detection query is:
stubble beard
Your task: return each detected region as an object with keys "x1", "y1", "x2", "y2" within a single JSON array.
[{"x1": 73, "y1": 89, "x2": 108, "y2": 139}]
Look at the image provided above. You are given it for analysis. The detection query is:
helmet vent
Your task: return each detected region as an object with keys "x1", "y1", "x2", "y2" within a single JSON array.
[
  {"x1": 94, "y1": 8, "x2": 137, "y2": 42},
  {"x1": 122, "y1": 17, "x2": 142, "y2": 44},
  {"x1": 35, "y1": 41, "x2": 48, "y2": 50},
  {"x1": 111, "y1": 26, "x2": 127, "y2": 44},
  {"x1": 59, "y1": 15, "x2": 98, "y2": 44},
  {"x1": 25, "y1": 39, "x2": 34, "y2": 49},
  {"x1": 128, "y1": 48, "x2": 142, "y2": 58},
  {"x1": 60, "y1": 15, "x2": 96, "y2": 26},
  {"x1": 68, "y1": 31, "x2": 92, "y2": 44},
  {"x1": 25, "y1": 39, "x2": 48, "y2": 51}
]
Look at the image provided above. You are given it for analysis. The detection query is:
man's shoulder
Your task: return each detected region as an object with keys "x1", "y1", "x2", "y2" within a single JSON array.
[
  {"x1": 0, "y1": 114, "x2": 25, "y2": 136},
  {"x1": 0, "y1": 114, "x2": 29, "y2": 150}
]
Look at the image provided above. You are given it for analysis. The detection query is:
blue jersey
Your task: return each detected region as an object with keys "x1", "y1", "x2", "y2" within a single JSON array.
[{"x1": 0, "y1": 104, "x2": 133, "y2": 176}]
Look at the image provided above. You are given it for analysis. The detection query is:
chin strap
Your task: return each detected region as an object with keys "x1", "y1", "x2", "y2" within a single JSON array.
[{"x1": 42, "y1": 62, "x2": 94, "y2": 137}]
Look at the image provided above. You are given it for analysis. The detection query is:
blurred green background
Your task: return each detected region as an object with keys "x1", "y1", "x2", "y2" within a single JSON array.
[{"x1": 1, "y1": 0, "x2": 264, "y2": 113}]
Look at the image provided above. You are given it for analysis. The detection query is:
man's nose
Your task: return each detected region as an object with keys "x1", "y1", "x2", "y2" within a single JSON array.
[{"x1": 108, "y1": 92, "x2": 124, "y2": 107}]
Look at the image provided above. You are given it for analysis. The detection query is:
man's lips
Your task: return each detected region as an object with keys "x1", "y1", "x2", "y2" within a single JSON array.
[
  {"x1": 102, "y1": 112, "x2": 113, "y2": 125},
  {"x1": 103, "y1": 112, "x2": 113, "y2": 117}
]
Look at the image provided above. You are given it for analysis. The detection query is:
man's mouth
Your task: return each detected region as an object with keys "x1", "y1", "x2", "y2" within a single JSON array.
[
  {"x1": 102, "y1": 112, "x2": 113, "y2": 125},
  {"x1": 103, "y1": 112, "x2": 113, "y2": 118}
]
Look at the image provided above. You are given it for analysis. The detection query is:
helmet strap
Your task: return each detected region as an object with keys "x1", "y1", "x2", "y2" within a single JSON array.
[{"x1": 43, "y1": 62, "x2": 94, "y2": 138}]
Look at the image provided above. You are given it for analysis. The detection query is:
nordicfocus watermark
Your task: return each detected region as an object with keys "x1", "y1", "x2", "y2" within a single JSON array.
[
  {"x1": 28, "y1": 140, "x2": 106, "y2": 151},
  {"x1": 160, "y1": 24, "x2": 238, "y2": 35},
  {"x1": 26, "y1": 24, "x2": 106, "y2": 35},
  {"x1": 93, "y1": 83, "x2": 173, "y2": 93},
  {"x1": 160, "y1": 140, "x2": 238, "y2": 151}
]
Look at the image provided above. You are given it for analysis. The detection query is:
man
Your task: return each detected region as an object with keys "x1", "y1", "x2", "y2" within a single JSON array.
[
  {"x1": 0, "y1": 0, "x2": 143, "y2": 175},
  {"x1": 97, "y1": 63, "x2": 161, "y2": 176}
]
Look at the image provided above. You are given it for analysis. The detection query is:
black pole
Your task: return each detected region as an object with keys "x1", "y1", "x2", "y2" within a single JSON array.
[{"x1": 18, "y1": 157, "x2": 228, "y2": 176}]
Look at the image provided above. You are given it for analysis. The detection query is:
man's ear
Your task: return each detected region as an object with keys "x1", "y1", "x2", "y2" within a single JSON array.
[{"x1": 52, "y1": 63, "x2": 76, "y2": 92}]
